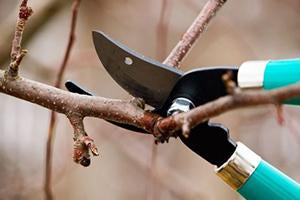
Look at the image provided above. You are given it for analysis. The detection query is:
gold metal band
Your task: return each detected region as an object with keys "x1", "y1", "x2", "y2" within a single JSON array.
[{"x1": 215, "y1": 142, "x2": 261, "y2": 190}]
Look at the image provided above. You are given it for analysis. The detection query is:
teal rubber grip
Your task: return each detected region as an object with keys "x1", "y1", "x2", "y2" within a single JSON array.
[
  {"x1": 264, "y1": 59, "x2": 300, "y2": 104},
  {"x1": 238, "y1": 160, "x2": 300, "y2": 200}
]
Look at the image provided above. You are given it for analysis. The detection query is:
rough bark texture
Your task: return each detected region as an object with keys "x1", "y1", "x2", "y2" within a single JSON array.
[
  {"x1": 3, "y1": 0, "x2": 300, "y2": 171},
  {"x1": 0, "y1": 72, "x2": 159, "y2": 130},
  {"x1": 2, "y1": 70, "x2": 300, "y2": 142}
]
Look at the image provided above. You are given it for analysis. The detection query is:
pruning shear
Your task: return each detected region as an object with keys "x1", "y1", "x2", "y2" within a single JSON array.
[{"x1": 66, "y1": 31, "x2": 300, "y2": 200}]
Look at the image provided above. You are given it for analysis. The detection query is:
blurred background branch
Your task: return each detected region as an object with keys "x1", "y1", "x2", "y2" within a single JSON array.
[
  {"x1": 45, "y1": 0, "x2": 81, "y2": 200},
  {"x1": 1, "y1": 0, "x2": 300, "y2": 200}
]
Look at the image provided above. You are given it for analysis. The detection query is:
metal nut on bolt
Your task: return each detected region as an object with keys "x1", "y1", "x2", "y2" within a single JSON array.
[{"x1": 167, "y1": 97, "x2": 195, "y2": 116}]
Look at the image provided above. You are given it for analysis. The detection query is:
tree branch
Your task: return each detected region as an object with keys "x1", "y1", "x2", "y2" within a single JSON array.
[
  {"x1": 69, "y1": 115, "x2": 99, "y2": 166},
  {"x1": 3, "y1": 65, "x2": 300, "y2": 142},
  {"x1": 147, "y1": 0, "x2": 227, "y2": 196},
  {"x1": 155, "y1": 82, "x2": 300, "y2": 138},
  {"x1": 45, "y1": 0, "x2": 81, "y2": 199},
  {"x1": 164, "y1": 0, "x2": 227, "y2": 67},
  {"x1": 3, "y1": 0, "x2": 300, "y2": 171},
  {"x1": 0, "y1": 0, "x2": 69, "y2": 65},
  {"x1": 0, "y1": 72, "x2": 159, "y2": 130},
  {"x1": 5, "y1": 0, "x2": 32, "y2": 78},
  {"x1": 153, "y1": 0, "x2": 228, "y2": 141},
  {"x1": 1, "y1": 0, "x2": 229, "y2": 165}
]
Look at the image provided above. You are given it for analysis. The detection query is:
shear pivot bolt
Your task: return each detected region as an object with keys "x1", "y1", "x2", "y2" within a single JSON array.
[{"x1": 167, "y1": 97, "x2": 195, "y2": 116}]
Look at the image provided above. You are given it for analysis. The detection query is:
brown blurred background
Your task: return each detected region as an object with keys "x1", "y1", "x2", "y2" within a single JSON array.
[{"x1": 1, "y1": 0, "x2": 300, "y2": 199}]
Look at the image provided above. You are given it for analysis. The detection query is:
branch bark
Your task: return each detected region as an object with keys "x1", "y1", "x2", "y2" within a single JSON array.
[
  {"x1": 45, "y1": 0, "x2": 81, "y2": 199},
  {"x1": 2, "y1": 68, "x2": 300, "y2": 140},
  {"x1": 5, "y1": 0, "x2": 32, "y2": 78},
  {"x1": 164, "y1": 0, "x2": 227, "y2": 67},
  {"x1": 155, "y1": 83, "x2": 300, "y2": 138},
  {"x1": 2, "y1": 0, "x2": 300, "y2": 171},
  {"x1": 0, "y1": 72, "x2": 158, "y2": 128},
  {"x1": 148, "y1": 0, "x2": 227, "y2": 197}
]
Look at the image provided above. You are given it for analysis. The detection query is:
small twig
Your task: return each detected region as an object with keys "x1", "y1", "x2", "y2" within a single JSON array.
[
  {"x1": 69, "y1": 115, "x2": 99, "y2": 166},
  {"x1": 222, "y1": 71, "x2": 238, "y2": 95},
  {"x1": 147, "y1": 0, "x2": 228, "y2": 196},
  {"x1": 45, "y1": 0, "x2": 82, "y2": 200},
  {"x1": 154, "y1": 0, "x2": 228, "y2": 141},
  {"x1": 155, "y1": 81, "x2": 300, "y2": 137},
  {"x1": 0, "y1": 0, "x2": 69, "y2": 65},
  {"x1": 164, "y1": 0, "x2": 227, "y2": 67},
  {"x1": 3, "y1": 0, "x2": 300, "y2": 177},
  {"x1": 2, "y1": 64, "x2": 300, "y2": 163},
  {"x1": 181, "y1": 118, "x2": 191, "y2": 138},
  {"x1": 5, "y1": 0, "x2": 32, "y2": 78}
]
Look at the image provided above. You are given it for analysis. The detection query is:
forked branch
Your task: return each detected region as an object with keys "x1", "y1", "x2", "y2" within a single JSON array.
[{"x1": 2, "y1": 0, "x2": 300, "y2": 168}]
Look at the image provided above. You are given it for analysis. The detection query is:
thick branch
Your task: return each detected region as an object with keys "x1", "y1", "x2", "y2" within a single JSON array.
[
  {"x1": 155, "y1": 84, "x2": 300, "y2": 137},
  {"x1": 0, "y1": 71, "x2": 160, "y2": 132},
  {"x1": 2, "y1": 70, "x2": 300, "y2": 142}
]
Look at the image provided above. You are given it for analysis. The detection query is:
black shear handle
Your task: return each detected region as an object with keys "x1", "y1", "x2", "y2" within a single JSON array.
[{"x1": 180, "y1": 122, "x2": 236, "y2": 167}]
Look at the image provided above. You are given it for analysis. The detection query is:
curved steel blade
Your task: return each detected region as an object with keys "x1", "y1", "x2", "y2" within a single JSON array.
[{"x1": 92, "y1": 31, "x2": 183, "y2": 108}]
